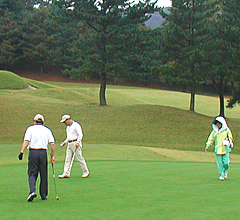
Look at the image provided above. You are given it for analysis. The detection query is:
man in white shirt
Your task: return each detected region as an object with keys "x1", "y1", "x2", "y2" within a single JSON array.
[
  {"x1": 18, "y1": 114, "x2": 55, "y2": 202},
  {"x1": 58, "y1": 114, "x2": 89, "y2": 178}
]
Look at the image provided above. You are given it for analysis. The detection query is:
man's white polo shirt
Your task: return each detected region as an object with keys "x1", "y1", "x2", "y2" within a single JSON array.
[
  {"x1": 64, "y1": 121, "x2": 83, "y2": 146},
  {"x1": 24, "y1": 125, "x2": 55, "y2": 149}
]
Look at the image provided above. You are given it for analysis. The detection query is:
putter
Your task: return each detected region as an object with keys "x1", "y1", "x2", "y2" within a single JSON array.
[{"x1": 51, "y1": 162, "x2": 60, "y2": 200}]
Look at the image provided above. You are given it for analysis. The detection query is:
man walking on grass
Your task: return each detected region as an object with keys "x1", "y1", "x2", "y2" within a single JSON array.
[
  {"x1": 58, "y1": 114, "x2": 89, "y2": 179},
  {"x1": 18, "y1": 114, "x2": 55, "y2": 202}
]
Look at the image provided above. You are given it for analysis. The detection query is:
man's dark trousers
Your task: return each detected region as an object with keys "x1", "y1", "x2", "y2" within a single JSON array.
[{"x1": 28, "y1": 149, "x2": 48, "y2": 199}]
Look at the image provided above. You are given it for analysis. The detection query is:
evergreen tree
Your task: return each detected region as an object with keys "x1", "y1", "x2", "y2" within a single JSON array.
[
  {"x1": 21, "y1": 5, "x2": 63, "y2": 73},
  {"x1": 0, "y1": 0, "x2": 46, "y2": 70},
  {"x1": 118, "y1": 25, "x2": 160, "y2": 86},
  {"x1": 0, "y1": 0, "x2": 23, "y2": 13},
  {"x1": 0, "y1": 0, "x2": 25, "y2": 69},
  {"x1": 47, "y1": 1, "x2": 89, "y2": 72},
  {"x1": 224, "y1": 0, "x2": 240, "y2": 109},
  {"x1": 202, "y1": 0, "x2": 240, "y2": 116},
  {"x1": 159, "y1": 0, "x2": 207, "y2": 111},
  {"x1": 0, "y1": 13, "x2": 21, "y2": 69},
  {"x1": 62, "y1": 0, "x2": 157, "y2": 106}
]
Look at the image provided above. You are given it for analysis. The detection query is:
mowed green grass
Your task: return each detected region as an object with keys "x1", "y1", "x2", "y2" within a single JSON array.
[
  {"x1": 0, "y1": 70, "x2": 28, "y2": 89},
  {"x1": 2, "y1": 161, "x2": 240, "y2": 219},
  {"x1": 1, "y1": 79, "x2": 240, "y2": 153},
  {"x1": 1, "y1": 73, "x2": 240, "y2": 218},
  {"x1": 47, "y1": 81, "x2": 240, "y2": 119}
]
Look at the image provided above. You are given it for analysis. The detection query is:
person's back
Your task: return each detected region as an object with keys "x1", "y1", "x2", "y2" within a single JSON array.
[
  {"x1": 26, "y1": 125, "x2": 53, "y2": 149},
  {"x1": 18, "y1": 114, "x2": 55, "y2": 202}
]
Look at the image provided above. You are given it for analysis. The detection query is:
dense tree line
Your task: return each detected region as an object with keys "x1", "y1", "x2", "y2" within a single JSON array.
[
  {"x1": 0, "y1": 0, "x2": 239, "y2": 114},
  {"x1": 158, "y1": 0, "x2": 240, "y2": 116}
]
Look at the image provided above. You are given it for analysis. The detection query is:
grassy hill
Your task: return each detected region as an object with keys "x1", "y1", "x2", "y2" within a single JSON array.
[
  {"x1": 1, "y1": 74, "x2": 240, "y2": 162},
  {"x1": 0, "y1": 70, "x2": 28, "y2": 89}
]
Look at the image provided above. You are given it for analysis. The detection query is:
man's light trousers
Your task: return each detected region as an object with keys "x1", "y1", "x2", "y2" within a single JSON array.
[{"x1": 63, "y1": 142, "x2": 89, "y2": 176}]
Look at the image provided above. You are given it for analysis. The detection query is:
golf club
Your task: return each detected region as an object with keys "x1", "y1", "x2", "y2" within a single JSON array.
[
  {"x1": 70, "y1": 148, "x2": 77, "y2": 170},
  {"x1": 51, "y1": 162, "x2": 60, "y2": 200}
]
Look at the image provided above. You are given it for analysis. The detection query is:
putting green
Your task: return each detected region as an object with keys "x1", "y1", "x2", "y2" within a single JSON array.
[{"x1": 1, "y1": 161, "x2": 240, "y2": 219}]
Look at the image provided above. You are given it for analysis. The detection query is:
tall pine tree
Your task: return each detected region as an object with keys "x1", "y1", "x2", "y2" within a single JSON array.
[
  {"x1": 159, "y1": 0, "x2": 207, "y2": 111},
  {"x1": 202, "y1": 0, "x2": 240, "y2": 116},
  {"x1": 62, "y1": 0, "x2": 157, "y2": 106},
  {"x1": 0, "y1": 0, "x2": 25, "y2": 69}
]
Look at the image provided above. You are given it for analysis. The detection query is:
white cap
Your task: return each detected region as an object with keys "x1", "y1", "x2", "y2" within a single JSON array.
[
  {"x1": 33, "y1": 114, "x2": 44, "y2": 122},
  {"x1": 60, "y1": 114, "x2": 71, "y2": 123}
]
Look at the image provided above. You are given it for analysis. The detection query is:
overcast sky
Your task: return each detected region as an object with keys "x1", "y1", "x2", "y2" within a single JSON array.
[
  {"x1": 134, "y1": 0, "x2": 172, "y2": 7},
  {"x1": 156, "y1": 0, "x2": 171, "y2": 7}
]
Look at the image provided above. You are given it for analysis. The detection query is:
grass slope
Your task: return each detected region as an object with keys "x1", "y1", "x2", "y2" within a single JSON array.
[
  {"x1": 48, "y1": 81, "x2": 240, "y2": 119},
  {"x1": 1, "y1": 78, "x2": 240, "y2": 153},
  {"x1": 0, "y1": 70, "x2": 28, "y2": 89}
]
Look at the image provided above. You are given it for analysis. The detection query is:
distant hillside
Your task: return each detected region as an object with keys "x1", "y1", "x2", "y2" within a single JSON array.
[{"x1": 145, "y1": 7, "x2": 170, "y2": 29}]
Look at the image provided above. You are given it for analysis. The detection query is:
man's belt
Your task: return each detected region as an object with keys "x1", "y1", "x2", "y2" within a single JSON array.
[{"x1": 69, "y1": 139, "x2": 77, "y2": 143}]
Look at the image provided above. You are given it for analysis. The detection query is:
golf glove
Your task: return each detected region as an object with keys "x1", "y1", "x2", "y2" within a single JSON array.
[{"x1": 18, "y1": 152, "x2": 23, "y2": 160}]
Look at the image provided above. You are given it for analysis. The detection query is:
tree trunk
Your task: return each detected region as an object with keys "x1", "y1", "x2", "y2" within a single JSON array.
[
  {"x1": 212, "y1": 72, "x2": 225, "y2": 117},
  {"x1": 190, "y1": 84, "x2": 196, "y2": 111},
  {"x1": 218, "y1": 73, "x2": 225, "y2": 117},
  {"x1": 219, "y1": 91, "x2": 225, "y2": 117},
  {"x1": 99, "y1": 72, "x2": 107, "y2": 106},
  {"x1": 99, "y1": 26, "x2": 107, "y2": 106}
]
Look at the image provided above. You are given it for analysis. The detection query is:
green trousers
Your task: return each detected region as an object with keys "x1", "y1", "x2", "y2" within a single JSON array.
[{"x1": 216, "y1": 153, "x2": 230, "y2": 179}]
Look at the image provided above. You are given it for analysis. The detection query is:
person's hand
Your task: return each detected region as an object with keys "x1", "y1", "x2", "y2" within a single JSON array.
[
  {"x1": 51, "y1": 156, "x2": 55, "y2": 164},
  {"x1": 18, "y1": 152, "x2": 23, "y2": 160},
  {"x1": 205, "y1": 146, "x2": 209, "y2": 152},
  {"x1": 75, "y1": 143, "x2": 80, "y2": 148},
  {"x1": 60, "y1": 142, "x2": 66, "y2": 147}
]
